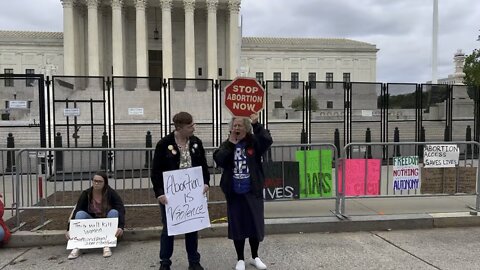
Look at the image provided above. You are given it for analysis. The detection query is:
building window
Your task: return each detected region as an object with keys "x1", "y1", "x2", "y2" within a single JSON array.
[
  {"x1": 218, "y1": 68, "x2": 223, "y2": 77},
  {"x1": 291, "y1": 72, "x2": 299, "y2": 89},
  {"x1": 326, "y1": 72, "x2": 334, "y2": 89},
  {"x1": 327, "y1": 101, "x2": 333, "y2": 109},
  {"x1": 273, "y1": 72, "x2": 281, "y2": 89},
  {"x1": 308, "y1": 72, "x2": 316, "y2": 89},
  {"x1": 4, "y1": 69, "x2": 14, "y2": 87},
  {"x1": 26, "y1": 69, "x2": 35, "y2": 87},
  {"x1": 343, "y1": 72, "x2": 351, "y2": 83},
  {"x1": 255, "y1": 72, "x2": 264, "y2": 83}
]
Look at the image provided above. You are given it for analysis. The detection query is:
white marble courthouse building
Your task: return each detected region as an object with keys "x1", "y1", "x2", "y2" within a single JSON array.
[
  {"x1": 0, "y1": 0, "x2": 378, "y2": 83},
  {"x1": 0, "y1": 0, "x2": 378, "y2": 138}
]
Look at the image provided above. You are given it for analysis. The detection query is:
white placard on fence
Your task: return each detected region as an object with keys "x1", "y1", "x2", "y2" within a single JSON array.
[
  {"x1": 392, "y1": 156, "x2": 420, "y2": 191},
  {"x1": 67, "y1": 218, "x2": 118, "y2": 250},
  {"x1": 163, "y1": 166, "x2": 210, "y2": 236},
  {"x1": 8, "y1": 100, "x2": 28, "y2": 109},
  {"x1": 423, "y1": 144, "x2": 460, "y2": 168},
  {"x1": 64, "y1": 108, "x2": 81, "y2": 117},
  {"x1": 128, "y1": 108, "x2": 144, "y2": 115}
]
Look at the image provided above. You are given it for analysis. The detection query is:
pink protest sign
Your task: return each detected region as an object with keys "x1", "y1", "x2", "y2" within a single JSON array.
[{"x1": 337, "y1": 159, "x2": 381, "y2": 196}]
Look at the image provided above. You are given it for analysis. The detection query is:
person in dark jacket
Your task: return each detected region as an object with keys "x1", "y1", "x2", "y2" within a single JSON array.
[
  {"x1": 0, "y1": 193, "x2": 11, "y2": 247},
  {"x1": 65, "y1": 171, "x2": 125, "y2": 259},
  {"x1": 213, "y1": 113, "x2": 272, "y2": 270},
  {"x1": 151, "y1": 111, "x2": 210, "y2": 270}
]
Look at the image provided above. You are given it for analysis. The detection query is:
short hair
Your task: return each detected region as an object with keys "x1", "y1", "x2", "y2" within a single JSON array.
[
  {"x1": 173, "y1": 111, "x2": 193, "y2": 130},
  {"x1": 229, "y1": 117, "x2": 253, "y2": 134}
]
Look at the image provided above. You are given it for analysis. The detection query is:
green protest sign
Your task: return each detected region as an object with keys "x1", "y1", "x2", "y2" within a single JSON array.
[{"x1": 295, "y1": 149, "x2": 333, "y2": 198}]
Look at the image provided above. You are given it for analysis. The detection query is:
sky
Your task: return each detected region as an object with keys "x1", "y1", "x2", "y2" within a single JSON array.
[{"x1": 0, "y1": 0, "x2": 479, "y2": 83}]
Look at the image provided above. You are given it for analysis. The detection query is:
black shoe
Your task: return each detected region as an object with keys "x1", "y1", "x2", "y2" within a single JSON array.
[
  {"x1": 188, "y1": 262, "x2": 204, "y2": 270},
  {"x1": 159, "y1": 264, "x2": 170, "y2": 270}
]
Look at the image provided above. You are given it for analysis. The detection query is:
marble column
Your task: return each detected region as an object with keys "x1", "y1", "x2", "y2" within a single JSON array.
[
  {"x1": 206, "y1": 0, "x2": 218, "y2": 80},
  {"x1": 75, "y1": 4, "x2": 86, "y2": 77},
  {"x1": 184, "y1": 0, "x2": 196, "y2": 79},
  {"x1": 87, "y1": 0, "x2": 100, "y2": 76},
  {"x1": 61, "y1": 0, "x2": 76, "y2": 76},
  {"x1": 228, "y1": 0, "x2": 241, "y2": 80},
  {"x1": 112, "y1": 0, "x2": 125, "y2": 79},
  {"x1": 135, "y1": 0, "x2": 148, "y2": 78},
  {"x1": 161, "y1": 0, "x2": 173, "y2": 79}
]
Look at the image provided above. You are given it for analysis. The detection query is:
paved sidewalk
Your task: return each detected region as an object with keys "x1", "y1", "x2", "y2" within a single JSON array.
[
  {"x1": 4, "y1": 195, "x2": 480, "y2": 248},
  {"x1": 3, "y1": 227, "x2": 480, "y2": 269}
]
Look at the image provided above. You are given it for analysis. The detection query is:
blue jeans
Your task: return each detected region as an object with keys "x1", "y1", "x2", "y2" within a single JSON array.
[
  {"x1": 75, "y1": 209, "x2": 119, "y2": 219},
  {"x1": 0, "y1": 225, "x2": 4, "y2": 242},
  {"x1": 159, "y1": 204, "x2": 200, "y2": 266}
]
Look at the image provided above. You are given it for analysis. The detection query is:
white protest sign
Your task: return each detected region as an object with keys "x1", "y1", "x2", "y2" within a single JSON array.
[
  {"x1": 423, "y1": 144, "x2": 459, "y2": 168},
  {"x1": 392, "y1": 156, "x2": 420, "y2": 192},
  {"x1": 163, "y1": 166, "x2": 210, "y2": 236},
  {"x1": 67, "y1": 218, "x2": 118, "y2": 250}
]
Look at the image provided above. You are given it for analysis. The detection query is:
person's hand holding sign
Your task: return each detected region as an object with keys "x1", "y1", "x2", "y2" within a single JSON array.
[
  {"x1": 115, "y1": 228, "x2": 123, "y2": 238},
  {"x1": 158, "y1": 195, "x2": 168, "y2": 205},
  {"x1": 250, "y1": 113, "x2": 259, "y2": 124}
]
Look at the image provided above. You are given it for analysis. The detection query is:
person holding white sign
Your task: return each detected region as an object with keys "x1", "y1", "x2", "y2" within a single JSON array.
[
  {"x1": 213, "y1": 113, "x2": 273, "y2": 270},
  {"x1": 66, "y1": 171, "x2": 125, "y2": 259},
  {"x1": 151, "y1": 112, "x2": 210, "y2": 270}
]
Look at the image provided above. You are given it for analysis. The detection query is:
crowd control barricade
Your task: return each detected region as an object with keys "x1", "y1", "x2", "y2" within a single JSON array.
[
  {"x1": 339, "y1": 141, "x2": 480, "y2": 216},
  {"x1": 266, "y1": 143, "x2": 341, "y2": 215},
  {"x1": 1, "y1": 148, "x2": 22, "y2": 215},
  {"x1": 10, "y1": 147, "x2": 223, "y2": 229},
  {"x1": 6, "y1": 143, "x2": 342, "y2": 229}
]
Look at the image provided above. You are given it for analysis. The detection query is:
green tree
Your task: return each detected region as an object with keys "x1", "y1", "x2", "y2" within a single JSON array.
[
  {"x1": 464, "y1": 49, "x2": 480, "y2": 99},
  {"x1": 290, "y1": 96, "x2": 319, "y2": 111}
]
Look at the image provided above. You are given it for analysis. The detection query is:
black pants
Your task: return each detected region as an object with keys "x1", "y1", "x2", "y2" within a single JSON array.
[{"x1": 159, "y1": 204, "x2": 201, "y2": 266}]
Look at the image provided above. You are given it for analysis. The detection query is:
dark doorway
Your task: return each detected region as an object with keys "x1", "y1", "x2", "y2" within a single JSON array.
[{"x1": 149, "y1": 50, "x2": 162, "y2": 90}]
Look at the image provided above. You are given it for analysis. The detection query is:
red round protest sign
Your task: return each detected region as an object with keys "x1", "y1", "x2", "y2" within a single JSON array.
[{"x1": 224, "y1": 77, "x2": 265, "y2": 117}]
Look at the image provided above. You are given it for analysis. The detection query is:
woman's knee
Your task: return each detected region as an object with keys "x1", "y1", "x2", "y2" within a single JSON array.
[
  {"x1": 107, "y1": 209, "x2": 119, "y2": 218},
  {"x1": 74, "y1": 210, "x2": 91, "y2": 219}
]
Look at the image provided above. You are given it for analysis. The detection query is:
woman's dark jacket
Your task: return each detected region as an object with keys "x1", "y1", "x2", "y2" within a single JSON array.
[
  {"x1": 70, "y1": 186, "x2": 126, "y2": 229},
  {"x1": 213, "y1": 123, "x2": 273, "y2": 200},
  {"x1": 150, "y1": 132, "x2": 210, "y2": 198}
]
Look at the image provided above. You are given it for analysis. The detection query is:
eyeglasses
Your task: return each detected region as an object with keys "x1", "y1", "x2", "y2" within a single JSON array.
[{"x1": 92, "y1": 179, "x2": 104, "y2": 184}]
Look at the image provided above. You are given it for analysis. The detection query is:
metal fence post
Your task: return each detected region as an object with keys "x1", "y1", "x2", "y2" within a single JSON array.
[
  {"x1": 101, "y1": 132, "x2": 108, "y2": 170},
  {"x1": 444, "y1": 125, "x2": 451, "y2": 141},
  {"x1": 466, "y1": 125, "x2": 472, "y2": 158},
  {"x1": 394, "y1": 127, "x2": 401, "y2": 157},
  {"x1": 418, "y1": 126, "x2": 426, "y2": 158},
  {"x1": 54, "y1": 132, "x2": 63, "y2": 172},
  {"x1": 145, "y1": 130, "x2": 152, "y2": 168},
  {"x1": 334, "y1": 128, "x2": 340, "y2": 158},
  {"x1": 6, "y1": 133, "x2": 15, "y2": 172},
  {"x1": 365, "y1": 128, "x2": 372, "y2": 158}
]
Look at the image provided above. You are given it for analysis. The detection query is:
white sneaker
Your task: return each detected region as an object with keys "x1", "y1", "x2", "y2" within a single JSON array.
[
  {"x1": 103, "y1": 246, "x2": 112, "y2": 258},
  {"x1": 68, "y1": 248, "x2": 80, "y2": 260},
  {"x1": 235, "y1": 260, "x2": 245, "y2": 270},
  {"x1": 250, "y1": 257, "x2": 267, "y2": 269}
]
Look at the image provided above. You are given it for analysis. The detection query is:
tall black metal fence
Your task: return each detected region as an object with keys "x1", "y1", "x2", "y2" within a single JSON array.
[{"x1": 0, "y1": 74, "x2": 479, "y2": 152}]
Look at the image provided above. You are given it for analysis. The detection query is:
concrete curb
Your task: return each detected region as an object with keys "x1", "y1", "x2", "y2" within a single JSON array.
[{"x1": 5, "y1": 212, "x2": 480, "y2": 248}]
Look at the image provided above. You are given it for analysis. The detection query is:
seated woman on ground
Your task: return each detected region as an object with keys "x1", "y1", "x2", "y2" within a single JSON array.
[
  {"x1": 0, "y1": 193, "x2": 12, "y2": 247},
  {"x1": 65, "y1": 171, "x2": 125, "y2": 259}
]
